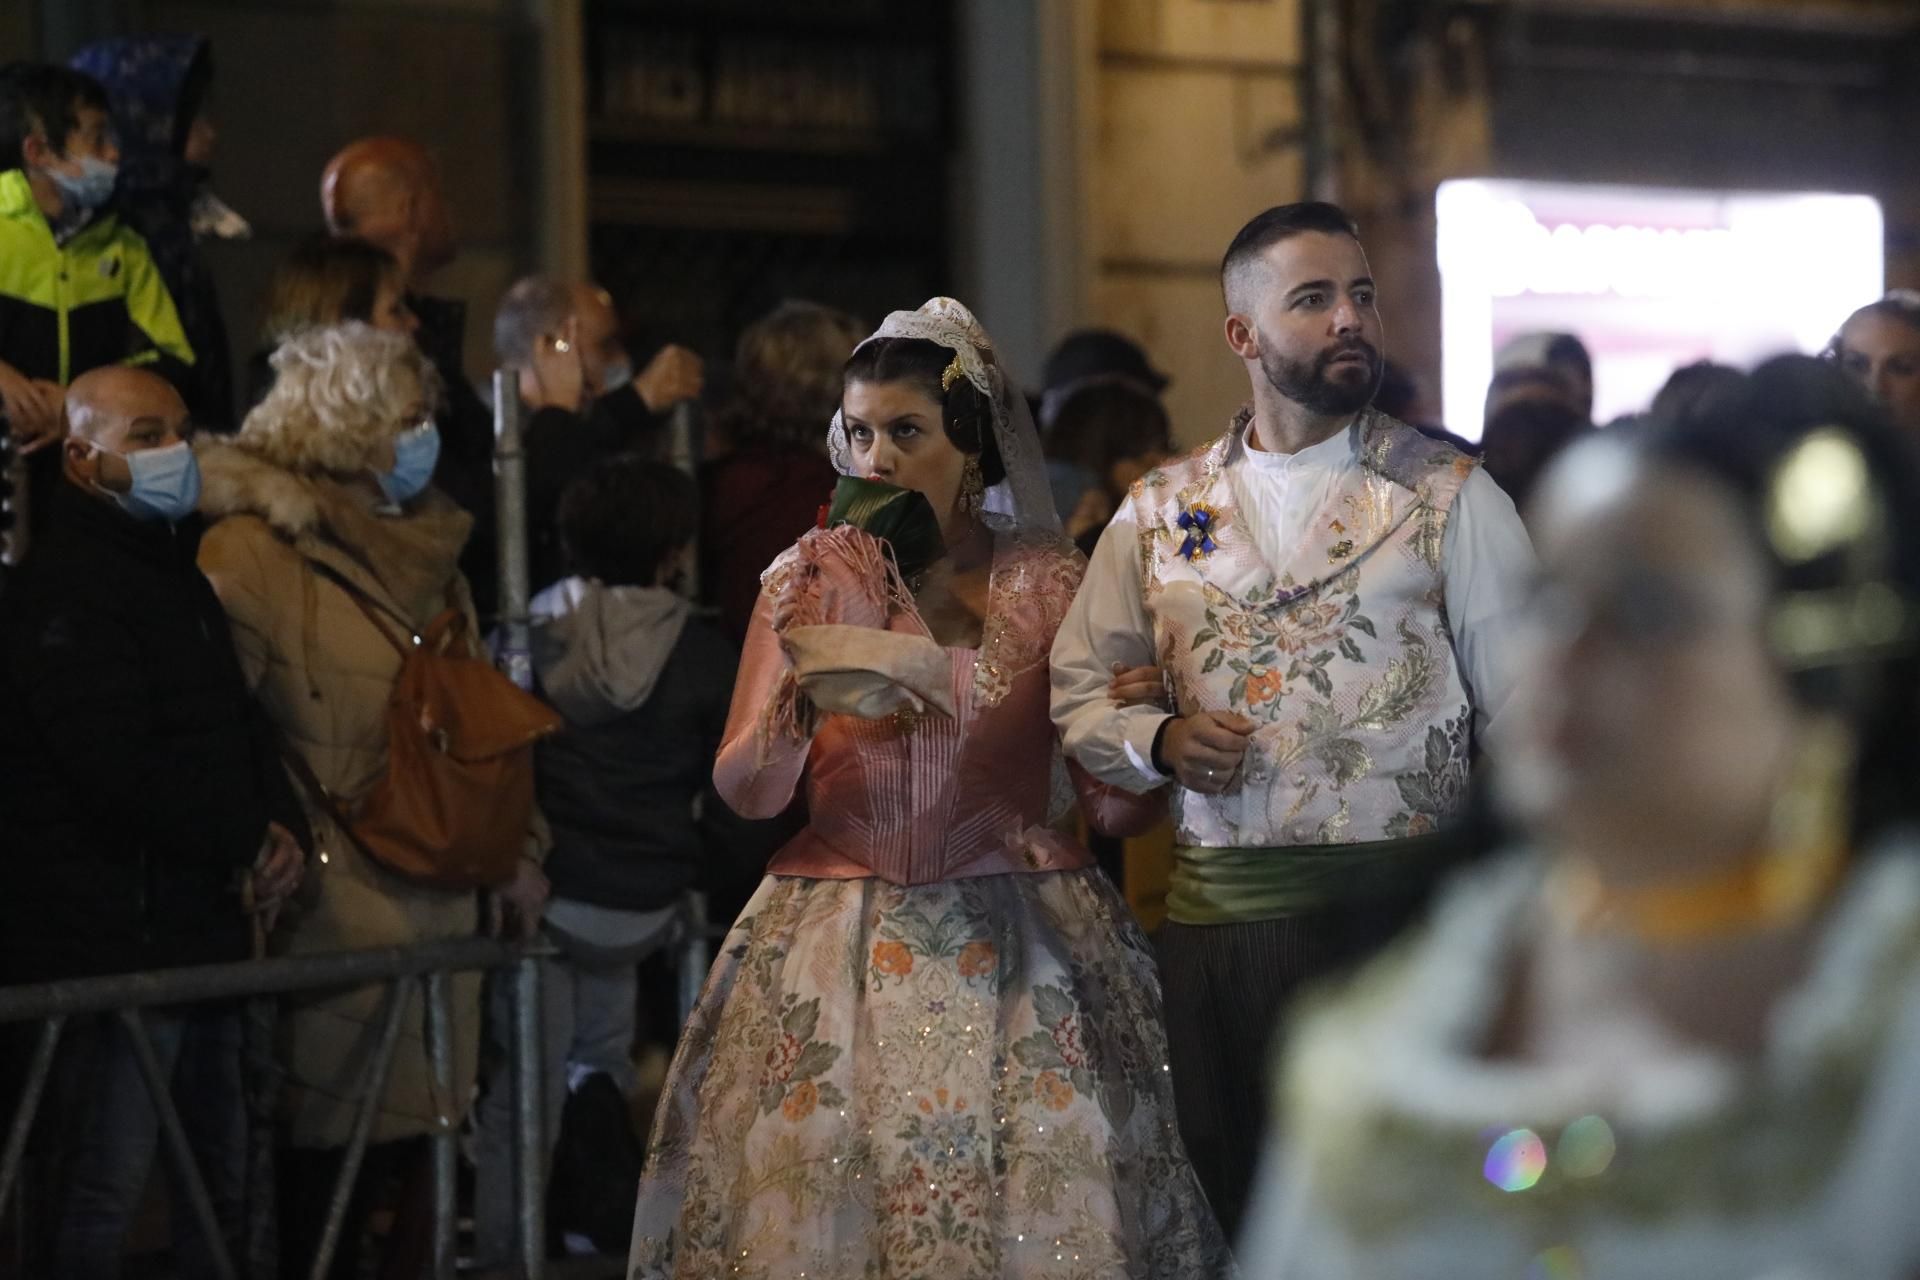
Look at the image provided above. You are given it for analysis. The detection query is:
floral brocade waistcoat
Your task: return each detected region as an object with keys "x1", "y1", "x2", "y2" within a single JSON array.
[{"x1": 1134, "y1": 409, "x2": 1478, "y2": 849}]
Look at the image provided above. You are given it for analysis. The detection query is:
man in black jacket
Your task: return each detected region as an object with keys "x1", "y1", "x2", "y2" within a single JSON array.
[
  {"x1": 492, "y1": 273, "x2": 704, "y2": 593},
  {"x1": 0, "y1": 366, "x2": 306, "y2": 1276}
]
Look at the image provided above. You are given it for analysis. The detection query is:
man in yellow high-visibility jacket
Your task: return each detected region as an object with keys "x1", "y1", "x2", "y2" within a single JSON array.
[{"x1": 0, "y1": 62, "x2": 193, "y2": 547}]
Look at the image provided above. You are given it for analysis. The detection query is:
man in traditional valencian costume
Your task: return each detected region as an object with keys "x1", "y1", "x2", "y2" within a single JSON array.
[{"x1": 1051, "y1": 202, "x2": 1536, "y2": 1235}]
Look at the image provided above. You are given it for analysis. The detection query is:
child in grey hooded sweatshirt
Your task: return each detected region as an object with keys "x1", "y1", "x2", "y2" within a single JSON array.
[{"x1": 475, "y1": 455, "x2": 737, "y2": 1263}]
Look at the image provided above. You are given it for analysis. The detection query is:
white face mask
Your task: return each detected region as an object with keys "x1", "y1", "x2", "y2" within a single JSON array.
[
  {"x1": 377, "y1": 422, "x2": 442, "y2": 504},
  {"x1": 600, "y1": 356, "x2": 634, "y2": 396},
  {"x1": 44, "y1": 153, "x2": 119, "y2": 216},
  {"x1": 99, "y1": 440, "x2": 201, "y2": 522}
]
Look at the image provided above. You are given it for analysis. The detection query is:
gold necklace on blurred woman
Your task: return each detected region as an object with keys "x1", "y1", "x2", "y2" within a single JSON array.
[{"x1": 1546, "y1": 720, "x2": 1853, "y2": 946}]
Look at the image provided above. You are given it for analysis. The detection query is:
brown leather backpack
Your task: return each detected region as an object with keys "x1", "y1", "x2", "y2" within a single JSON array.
[{"x1": 286, "y1": 564, "x2": 561, "y2": 889}]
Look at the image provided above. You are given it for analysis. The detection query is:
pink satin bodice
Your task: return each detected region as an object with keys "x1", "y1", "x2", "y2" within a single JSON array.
[{"x1": 714, "y1": 531, "x2": 1162, "y2": 885}]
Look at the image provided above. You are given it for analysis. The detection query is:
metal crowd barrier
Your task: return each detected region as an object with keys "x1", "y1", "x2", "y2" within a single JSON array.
[
  {"x1": 0, "y1": 896, "x2": 714, "y2": 1280},
  {"x1": 0, "y1": 937, "x2": 541, "y2": 1280}
]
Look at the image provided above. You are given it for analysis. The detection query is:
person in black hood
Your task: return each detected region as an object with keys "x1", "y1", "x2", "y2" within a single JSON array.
[
  {"x1": 70, "y1": 34, "x2": 246, "y2": 432},
  {"x1": 0, "y1": 366, "x2": 307, "y2": 1277}
]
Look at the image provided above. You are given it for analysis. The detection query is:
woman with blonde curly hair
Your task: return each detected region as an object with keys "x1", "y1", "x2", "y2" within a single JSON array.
[{"x1": 195, "y1": 322, "x2": 548, "y2": 1278}]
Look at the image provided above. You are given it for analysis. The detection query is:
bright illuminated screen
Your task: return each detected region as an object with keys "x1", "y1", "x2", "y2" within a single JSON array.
[{"x1": 1436, "y1": 179, "x2": 1884, "y2": 438}]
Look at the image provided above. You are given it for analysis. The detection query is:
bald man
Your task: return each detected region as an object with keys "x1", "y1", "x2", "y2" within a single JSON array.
[
  {"x1": 320, "y1": 136, "x2": 455, "y2": 290},
  {"x1": 319, "y1": 135, "x2": 502, "y2": 618},
  {"x1": 0, "y1": 366, "x2": 308, "y2": 1274}
]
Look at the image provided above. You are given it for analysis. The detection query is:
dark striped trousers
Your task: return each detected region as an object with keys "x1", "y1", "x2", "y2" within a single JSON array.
[{"x1": 1154, "y1": 895, "x2": 1426, "y2": 1242}]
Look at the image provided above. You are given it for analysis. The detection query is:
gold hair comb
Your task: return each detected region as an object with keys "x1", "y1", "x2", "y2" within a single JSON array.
[{"x1": 941, "y1": 354, "x2": 965, "y2": 393}]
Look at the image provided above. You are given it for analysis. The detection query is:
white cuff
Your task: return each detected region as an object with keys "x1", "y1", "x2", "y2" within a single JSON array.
[{"x1": 1122, "y1": 715, "x2": 1173, "y2": 786}]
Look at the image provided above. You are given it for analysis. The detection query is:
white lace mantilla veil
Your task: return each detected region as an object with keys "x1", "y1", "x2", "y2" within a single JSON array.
[
  {"x1": 827, "y1": 299, "x2": 1080, "y2": 821},
  {"x1": 827, "y1": 297, "x2": 1063, "y2": 540}
]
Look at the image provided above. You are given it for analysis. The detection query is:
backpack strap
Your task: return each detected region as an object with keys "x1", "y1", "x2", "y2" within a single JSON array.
[
  {"x1": 417, "y1": 606, "x2": 472, "y2": 655},
  {"x1": 272, "y1": 725, "x2": 383, "y2": 867},
  {"x1": 305, "y1": 559, "x2": 420, "y2": 658}
]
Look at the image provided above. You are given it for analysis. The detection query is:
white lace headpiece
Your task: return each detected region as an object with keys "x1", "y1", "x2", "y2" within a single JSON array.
[{"x1": 827, "y1": 297, "x2": 1061, "y2": 537}]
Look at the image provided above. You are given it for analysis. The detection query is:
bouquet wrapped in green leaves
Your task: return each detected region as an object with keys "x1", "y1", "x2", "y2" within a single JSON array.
[{"x1": 823, "y1": 475, "x2": 946, "y2": 583}]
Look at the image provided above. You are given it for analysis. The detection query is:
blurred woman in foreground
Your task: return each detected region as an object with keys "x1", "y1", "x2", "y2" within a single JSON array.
[{"x1": 1244, "y1": 355, "x2": 1920, "y2": 1278}]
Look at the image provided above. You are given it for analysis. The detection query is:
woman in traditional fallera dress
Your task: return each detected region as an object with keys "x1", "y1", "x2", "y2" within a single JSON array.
[
  {"x1": 1242, "y1": 356, "x2": 1920, "y2": 1279},
  {"x1": 629, "y1": 299, "x2": 1232, "y2": 1279}
]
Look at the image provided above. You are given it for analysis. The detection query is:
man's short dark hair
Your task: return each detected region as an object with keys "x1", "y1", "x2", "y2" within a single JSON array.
[
  {"x1": 558, "y1": 454, "x2": 698, "y2": 588},
  {"x1": 0, "y1": 62, "x2": 110, "y2": 173},
  {"x1": 1220, "y1": 201, "x2": 1361, "y2": 311}
]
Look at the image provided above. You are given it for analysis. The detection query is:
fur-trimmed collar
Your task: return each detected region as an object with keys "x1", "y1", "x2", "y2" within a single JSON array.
[{"x1": 196, "y1": 437, "x2": 473, "y2": 620}]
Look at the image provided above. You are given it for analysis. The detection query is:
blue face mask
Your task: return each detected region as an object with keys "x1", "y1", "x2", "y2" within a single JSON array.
[
  {"x1": 600, "y1": 356, "x2": 633, "y2": 396},
  {"x1": 46, "y1": 155, "x2": 119, "y2": 215},
  {"x1": 106, "y1": 440, "x2": 201, "y2": 522},
  {"x1": 378, "y1": 422, "x2": 441, "y2": 504}
]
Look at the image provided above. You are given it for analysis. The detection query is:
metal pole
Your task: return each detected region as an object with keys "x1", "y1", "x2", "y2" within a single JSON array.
[
  {"x1": 676, "y1": 892, "x2": 710, "y2": 1029},
  {"x1": 0, "y1": 1015, "x2": 62, "y2": 1217},
  {"x1": 424, "y1": 972, "x2": 457, "y2": 1280},
  {"x1": 664, "y1": 400, "x2": 700, "y2": 478},
  {"x1": 512, "y1": 954, "x2": 546, "y2": 1279},
  {"x1": 240, "y1": 997, "x2": 280, "y2": 1278},
  {"x1": 118, "y1": 1010, "x2": 238, "y2": 1280},
  {"x1": 309, "y1": 978, "x2": 414, "y2": 1280},
  {"x1": 665, "y1": 399, "x2": 701, "y2": 601},
  {"x1": 0, "y1": 415, "x2": 27, "y2": 570},
  {"x1": 493, "y1": 368, "x2": 534, "y2": 692},
  {"x1": 1301, "y1": 0, "x2": 1342, "y2": 204}
]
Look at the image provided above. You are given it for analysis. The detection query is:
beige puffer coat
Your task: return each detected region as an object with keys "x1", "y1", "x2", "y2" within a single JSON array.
[{"x1": 196, "y1": 439, "x2": 529, "y2": 1148}]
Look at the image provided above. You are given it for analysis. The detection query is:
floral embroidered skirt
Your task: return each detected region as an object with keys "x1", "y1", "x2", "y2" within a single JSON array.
[{"x1": 628, "y1": 868, "x2": 1235, "y2": 1279}]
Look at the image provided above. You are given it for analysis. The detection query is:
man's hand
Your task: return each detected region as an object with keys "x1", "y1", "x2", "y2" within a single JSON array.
[
  {"x1": 1159, "y1": 710, "x2": 1256, "y2": 794},
  {"x1": 1107, "y1": 662, "x2": 1166, "y2": 708},
  {"x1": 633, "y1": 344, "x2": 704, "y2": 412},
  {"x1": 250, "y1": 821, "x2": 306, "y2": 933},
  {"x1": 0, "y1": 363, "x2": 65, "y2": 453},
  {"x1": 528, "y1": 323, "x2": 587, "y2": 413},
  {"x1": 488, "y1": 858, "x2": 550, "y2": 940}
]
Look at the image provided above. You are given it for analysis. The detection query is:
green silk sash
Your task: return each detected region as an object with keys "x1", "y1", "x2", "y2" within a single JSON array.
[{"x1": 1166, "y1": 832, "x2": 1454, "y2": 925}]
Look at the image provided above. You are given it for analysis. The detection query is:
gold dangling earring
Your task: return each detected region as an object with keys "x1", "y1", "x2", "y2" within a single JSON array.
[
  {"x1": 960, "y1": 455, "x2": 985, "y2": 519},
  {"x1": 1755, "y1": 715, "x2": 1854, "y2": 918}
]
